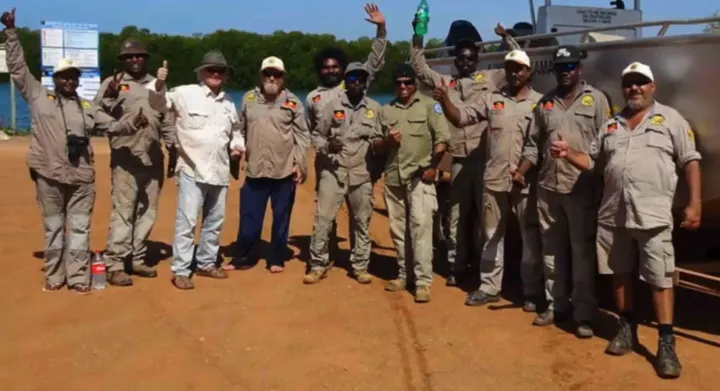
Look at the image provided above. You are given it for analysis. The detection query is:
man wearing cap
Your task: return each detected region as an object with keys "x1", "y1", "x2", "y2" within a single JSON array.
[
  {"x1": 307, "y1": 3, "x2": 387, "y2": 264},
  {"x1": 410, "y1": 21, "x2": 520, "y2": 286},
  {"x1": 517, "y1": 45, "x2": 611, "y2": 338},
  {"x1": 2, "y1": 8, "x2": 146, "y2": 294},
  {"x1": 550, "y1": 61, "x2": 701, "y2": 378},
  {"x1": 304, "y1": 62, "x2": 382, "y2": 285},
  {"x1": 225, "y1": 56, "x2": 310, "y2": 274},
  {"x1": 93, "y1": 38, "x2": 177, "y2": 287},
  {"x1": 373, "y1": 63, "x2": 450, "y2": 303},
  {"x1": 149, "y1": 51, "x2": 245, "y2": 290},
  {"x1": 434, "y1": 49, "x2": 543, "y2": 309}
]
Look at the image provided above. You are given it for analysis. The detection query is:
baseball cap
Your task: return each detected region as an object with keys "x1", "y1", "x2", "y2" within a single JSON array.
[
  {"x1": 261, "y1": 56, "x2": 285, "y2": 72},
  {"x1": 622, "y1": 62, "x2": 654, "y2": 82},
  {"x1": 504, "y1": 50, "x2": 531, "y2": 67},
  {"x1": 345, "y1": 62, "x2": 369, "y2": 76},
  {"x1": 552, "y1": 45, "x2": 585, "y2": 64},
  {"x1": 53, "y1": 58, "x2": 81, "y2": 76},
  {"x1": 392, "y1": 63, "x2": 416, "y2": 79}
]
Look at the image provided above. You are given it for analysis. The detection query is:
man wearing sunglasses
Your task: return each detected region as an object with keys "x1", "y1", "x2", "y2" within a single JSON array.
[
  {"x1": 225, "y1": 56, "x2": 310, "y2": 274},
  {"x1": 94, "y1": 39, "x2": 177, "y2": 287},
  {"x1": 2, "y1": 7, "x2": 146, "y2": 294},
  {"x1": 373, "y1": 64, "x2": 450, "y2": 303},
  {"x1": 410, "y1": 20, "x2": 520, "y2": 287},
  {"x1": 307, "y1": 3, "x2": 387, "y2": 266},
  {"x1": 434, "y1": 49, "x2": 543, "y2": 312},
  {"x1": 549, "y1": 62, "x2": 701, "y2": 379},
  {"x1": 517, "y1": 45, "x2": 611, "y2": 338},
  {"x1": 304, "y1": 63, "x2": 382, "y2": 285},
  {"x1": 150, "y1": 51, "x2": 245, "y2": 290}
]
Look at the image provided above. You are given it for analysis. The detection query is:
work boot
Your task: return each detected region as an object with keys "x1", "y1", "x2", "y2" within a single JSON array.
[
  {"x1": 132, "y1": 264, "x2": 158, "y2": 278},
  {"x1": 532, "y1": 309, "x2": 571, "y2": 326},
  {"x1": 354, "y1": 270, "x2": 372, "y2": 284},
  {"x1": 107, "y1": 270, "x2": 133, "y2": 286},
  {"x1": 385, "y1": 279, "x2": 406, "y2": 292},
  {"x1": 605, "y1": 317, "x2": 638, "y2": 356},
  {"x1": 523, "y1": 295, "x2": 542, "y2": 313},
  {"x1": 464, "y1": 290, "x2": 499, "y2": 306},
  {"x1": 415, "y1": 286, "x2": 431, "y2": 303},
  {"x1": 655, "y1": 334, "x2": 682, "y2": 378},
  {"x1": 303, "y1": 269, "x2": 326, "y2": 285},
  {"x1": 576, "y1": 321, "x2": 594, "y2": 339}
]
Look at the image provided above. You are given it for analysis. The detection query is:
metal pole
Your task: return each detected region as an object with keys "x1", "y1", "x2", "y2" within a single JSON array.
[
  {"x1": 529, "y1": 0, "x2": 537, "y2": 31},
  {"x1": 634, "y1": 0, "x2": 641, "y2": 11},
  {"x1": 9, "y1": 77, "x2": 15, "y2": 131}
]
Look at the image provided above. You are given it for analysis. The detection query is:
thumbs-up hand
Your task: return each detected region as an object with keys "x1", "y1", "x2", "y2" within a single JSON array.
[
  {"x1": 155, "y1": 60, "x2": 168, "y2": 92},
  {"x1": 550, "y1": 132, "x2": 569, "y2": 158},
  {"x1": 433, "y1": 78, "x2": 450, "y2": 104},
  {"x1": 133, "y1": 107, "x2": 149, "y2": 129}
]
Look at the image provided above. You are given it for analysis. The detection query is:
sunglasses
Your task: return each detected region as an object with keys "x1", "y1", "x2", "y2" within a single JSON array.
[
  {"x1": 262, "y1": 70, "x2": 284, "y2": 78},
  {"x1": 345, "y1": 75, "x2": 366, "y2": 84},
  {"x1": 621, "y1": 79, "x2": 651, "y2": 89},
  {"x1": 554, "y1": 62, "x2": 579, "y2": 73},
  {"x1": 395, "y1": 79, "x2": 415, "y2": 87},
  {"x1": 205, "y1": 67, "x2": 227, "y2": 75}
]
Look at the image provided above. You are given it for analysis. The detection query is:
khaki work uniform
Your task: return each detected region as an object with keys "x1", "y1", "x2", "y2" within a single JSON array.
[
  {"x1": 376, "y1": 94, "x2": 450, "y2": 287},
  {"x1": 591, "y1": 103, "x2": 700, "y2": 288},
  {"x1": 234, "y1": 89, "x2": 311, "y2": 266},
  {"x1": 523, "y1": 83, "x2": 609, "y2": 320},
  {"x1": 94, "y1": 73, "x2": 176, "y2": 272},
  {"x1": 309, "y1": 95, "x2": 382, "y2": 273},
  {"x1": 410, "y1": 35, "x2": 520, "y2": 271},
  {"x1": 5, "y1": 28, "x2": 138, "y2": 286},
  {"x1": 457, "y1": 87, "x2": 543, "y2": 297}
]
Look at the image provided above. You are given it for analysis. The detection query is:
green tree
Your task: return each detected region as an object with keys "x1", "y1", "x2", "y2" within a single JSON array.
[{"x1": 1, "y1": 26, "x2": 448, "y2": 93}]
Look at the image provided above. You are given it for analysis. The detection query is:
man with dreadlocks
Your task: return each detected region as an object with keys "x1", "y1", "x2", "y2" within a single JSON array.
[{"x1": 307, "y1": 2, "x2": 388, "y2": 265}]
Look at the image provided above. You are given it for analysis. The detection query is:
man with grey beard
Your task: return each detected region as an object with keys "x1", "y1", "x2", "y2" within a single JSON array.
[
  {"x1": 225, "y1": 56, "x2": 310, "y2": 273},
  {"x1": 550, "y1": 62, "x2": 701, "y2": 379}
]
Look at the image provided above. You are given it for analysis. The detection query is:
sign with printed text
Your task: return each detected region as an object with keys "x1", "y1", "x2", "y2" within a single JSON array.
[
  {"x1": 0, "y1": 44, "x2": 7, "y2": 73},
  {"x1": 39, "y1": 21, "x2": 100, "y2": 100}
]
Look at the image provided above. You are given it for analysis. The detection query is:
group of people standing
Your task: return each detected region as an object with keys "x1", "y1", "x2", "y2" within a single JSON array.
[{"x1": 3, "y1": 2, "x2": 701, "y2": 380}]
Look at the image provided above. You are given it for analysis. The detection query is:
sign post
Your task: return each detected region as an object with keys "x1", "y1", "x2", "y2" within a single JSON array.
[
  {"x1": 40, "y1": 20, "x2": 100, "y2": 100},
  {"x1": 0, "y1": 43, "x2": 14, "y2": 132}
]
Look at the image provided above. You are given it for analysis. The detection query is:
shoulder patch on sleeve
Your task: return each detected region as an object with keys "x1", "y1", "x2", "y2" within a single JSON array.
[
  {"x1": 433, "y1": 102, "x2": 443, "y2": 114},
  {"x1": 312, "y1": 94, "x2": 321, "y2": 103},
  {"x1": 81, "y1": 100, "x2": 92, "y2": 109},
  {"x1": 580, "y1": 95, "x2": 594, "y2": 106},
  {"x1": 245, "y1": 92, "x2": 255, "y2": 102},
  {"x1": 687, "y1": 128, "x2": 695, "y2": 141},
  {"x1": 651, "y1": 114, "x2": 665, "y2": 125},
  {"x1": 365, "y1": 109, "x2": 375, "y2": 119},
  {"x1": 47, "y1": 93, "x2": 56, "y2": 101},
  {"x1": 283, "y1": 99, "x2": 297, "y2": 110},
  {"x1": 473, "y1": 73, "x2": 484, "y2": 82}
]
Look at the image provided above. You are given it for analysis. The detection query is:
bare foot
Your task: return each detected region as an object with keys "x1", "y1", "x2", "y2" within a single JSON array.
[
  {"x1": 221, "y1": 263, "x2": 237, "y2": 271},
  {"x1": 269, "y1": 265, "x2": 284, "y2": 273}
]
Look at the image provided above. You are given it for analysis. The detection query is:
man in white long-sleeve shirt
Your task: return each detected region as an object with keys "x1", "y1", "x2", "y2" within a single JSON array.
[{"x1": 149, "y1": 51, "x2": 245, "y2": 290}]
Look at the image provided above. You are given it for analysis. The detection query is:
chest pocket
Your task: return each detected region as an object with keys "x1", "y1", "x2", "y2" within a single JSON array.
[
  {"x1": 355, "y1": 118, "x2": 375, "y2": 140},
  {"x1": 186, "y1": 107, "x2": 210, "y2": 129},
  {"x1": 273, "y1": 105, "x2": 295, "y2": 131},
  {"x1": 573, "y1": 107, "x2": 596, "y2": 133},
  {"x1": 644, "y1": 127, "x2": 674, "y2": 155},
  {"x1": 406, "y1": 113, "x2": 428, "y2": 136},
  {"x1": 488, "y1": 105, "x2": 509, "y2": 131}
]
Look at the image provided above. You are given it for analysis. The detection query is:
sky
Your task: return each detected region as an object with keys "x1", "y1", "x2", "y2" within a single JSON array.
[{"x1": 9, "y1": 0, "x2": 719, "y2": 43}]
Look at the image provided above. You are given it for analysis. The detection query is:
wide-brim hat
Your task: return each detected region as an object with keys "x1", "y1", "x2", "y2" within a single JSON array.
[
  {"x1": 194, "y1": 50, "x2": 233, "y2": 73},
  {"x1": 53, "y1": 58, "x2": 81, "y2": 76},
  {"x1": 118, "y1": 39, "x2": 149, "y2": 59}
]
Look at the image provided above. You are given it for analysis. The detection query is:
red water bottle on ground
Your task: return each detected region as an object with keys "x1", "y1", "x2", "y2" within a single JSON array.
[{"x1": 91, "y1": 250, "x2": 106, "y2": 290}]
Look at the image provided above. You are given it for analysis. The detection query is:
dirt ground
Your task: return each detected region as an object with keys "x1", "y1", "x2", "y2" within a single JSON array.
[{"x1": 0, "y1": 138, "x2": 719, "y2": 391}]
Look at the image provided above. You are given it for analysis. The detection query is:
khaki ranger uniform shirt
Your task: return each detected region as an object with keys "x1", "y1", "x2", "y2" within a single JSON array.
[
  {"x1": 239, "y1": 88, "x2": 311, "y2": 179},
  {"x1": 312, "y1": 94, "x2": 382, "y2": 187},
  {"x1": 410, "y1": 35, "x2": 520, "y2": 157},
  {"x1": 589, "y1": 102, "x2": 701, "y2": 229},
  {"x1": 305, "y1": 35, "x2": 387, "y2": 132},
  {"x1": 523, "y1": 82, "x2": 610, "y2": 193},
  {"x1": 4, "y1": 28, "x2": 136, "y2": 185},
  {"x1": 375, "y1": 93, "x2": 450, "y2": 187},
  {"x1": 457, "y1": 87, "x2": 543, "y2": 193},
  {"x1": 94, "y1": 72, "x2": 176, "y2": 168}
]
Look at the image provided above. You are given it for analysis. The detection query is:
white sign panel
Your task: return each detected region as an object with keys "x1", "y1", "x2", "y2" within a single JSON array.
[
  {"x1": 0, "y1": 46, "x2": 7, "y2": 73},
  {"x1": 40, "y1": 21, "x2": 100, "y2": 100}
]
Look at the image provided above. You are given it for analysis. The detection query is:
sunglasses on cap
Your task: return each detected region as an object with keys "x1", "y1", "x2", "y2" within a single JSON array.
[
  {"x1": 395, "y1": 79, "x2": 415, "y2": 86},
  {"x1": 553, "y1": 62, "x2": 579, "y2": 73},
  {"x1": 262, "y1": 69, "x2": 284, "y2": 78}
]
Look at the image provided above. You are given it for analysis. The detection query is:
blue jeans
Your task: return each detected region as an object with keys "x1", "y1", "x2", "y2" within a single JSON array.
[
  {"x1": 234, "y1": 176, "x2": 296, "y2": 267},
  {"x1": 171, "y1": 172, "x2": 228, "y2": 277}
]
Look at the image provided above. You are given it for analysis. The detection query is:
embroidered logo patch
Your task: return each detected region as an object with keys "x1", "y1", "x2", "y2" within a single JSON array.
[
  {"x1": 542, "y1": 101, "x2": 554, "y2": 110},
  {"x1": 119, "y1": 84, "x2": 130, "y2": 91},
  {"x1": 433, "y1": 103, "x2": 443, "y2": 114},
  {"x1": 365, "y1": 109, "x2": 374, "y2": 119},
  {"x1": 284, "y1": 99, "x2": 297, "y2": 109},
  {"x1": 47, "y1": 94, "x2": 56, "y2": 101},
  {"x1": 687, "y1": 128, "x2": 695, "y2": 141},
  {"x1": 581, "y1": 95, "x2": 594, "y2": 106},
  {"x1": 312, "y1": 95, "x2": 321, "y2": 103},
  {"x1": 473, "y1": 73, "x2": 484, "y2": 82},
  {"x1": 246, "y1": 93, "x2": 256, "y2": 102},
  {"x1": 333, "y1": 110, "x2": 346, "y2": 120},
  {"x1": 651, "y1": 115, "x2": 664, "y2": 125},
  {"x1": 492, "y1": 101, "x2": 505, "y2": 110},
  {"x1": 448, "y1": 80, "x2": 457, "y2": 88},
  {"x1": 82, "y1": 101, "x2": 91, "y2": 109},
  {"x1": 607, "y1": 123, "x2": 618, "y2": 133}
]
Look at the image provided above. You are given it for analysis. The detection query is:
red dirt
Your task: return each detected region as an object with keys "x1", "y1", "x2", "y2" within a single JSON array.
[{"x1": 0, "y1": 138, "x2": 718, "y2": 391}]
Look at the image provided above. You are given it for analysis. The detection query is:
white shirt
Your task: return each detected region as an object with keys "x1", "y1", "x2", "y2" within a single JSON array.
[{"x1": 150, "y1": 84, "x2": 244, "y2": 186}]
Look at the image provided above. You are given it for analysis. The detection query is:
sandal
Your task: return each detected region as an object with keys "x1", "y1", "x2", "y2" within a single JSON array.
[
  {"x1": 172, "y1": 275, "x2": 195, "y2": 290},
  {"x1": 70, "y1": 284, "x2": 92, "y2": 295},
  {"x1": 42, "y1": 281, "x2": 65, "y2": 292}
]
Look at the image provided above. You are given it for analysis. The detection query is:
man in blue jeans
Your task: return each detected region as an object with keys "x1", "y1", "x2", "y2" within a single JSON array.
[
  {"x1": 149, "y1": 52, "x2": 245, "y2": 290},
  {"x1": 224, "y1": 56, "x2": 310, "y2": 273}
]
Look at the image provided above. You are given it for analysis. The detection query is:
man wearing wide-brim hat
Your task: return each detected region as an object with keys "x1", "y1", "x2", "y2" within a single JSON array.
[
  {"x1": 93, "y1": 37, "x2": 177, "y2": 287},
  {"x1": 148, "y1": 50, "x2": 245, "y2": 290}
]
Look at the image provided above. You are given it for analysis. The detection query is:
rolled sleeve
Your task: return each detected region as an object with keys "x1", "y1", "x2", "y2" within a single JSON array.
[{"x1": 672, "y1": 117, "x2": 702, "y2": 168}]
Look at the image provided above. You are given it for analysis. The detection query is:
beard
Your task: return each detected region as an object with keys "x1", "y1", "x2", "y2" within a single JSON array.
[
  {"x1": 320, "y1": 74, "x2": 342, "y2": 87},
  {"x1": 263, "y1": 81, "x2": 281, "y2": 96}
]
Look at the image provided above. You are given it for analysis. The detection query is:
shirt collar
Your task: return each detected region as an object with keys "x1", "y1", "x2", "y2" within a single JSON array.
[{"x1": 201, "y1": 83, "x2": 226, "y2": 100}]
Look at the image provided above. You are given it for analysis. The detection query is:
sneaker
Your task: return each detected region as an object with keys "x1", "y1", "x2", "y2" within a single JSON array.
[
  {"x1": 303, "y1": 270, "x2": 326, "y2": 285},
  {"x1": 385, "y1": 279, "x2": 406, "y2": 292},
  {"x1": 576, "y1": 321, "x2": 594, "y2": 339},
  {"x1": 655, "y1": 334, "x2": 682, "y2": 379},
  {"x1": 107, "y1": 271, "x2": 133, "y2": 286},
  {"x1": 355, "y1": 270, "x2": 372, "y2": 284},
  {"x1": 415, "y1": 286, "x2": 431, "y2": 303},
  {"x1": 131, "y1": 263, "x2": 158, "y2": 278},
  {"x1": 464, "y1": 290, "x2": 500, "y2": 306}
]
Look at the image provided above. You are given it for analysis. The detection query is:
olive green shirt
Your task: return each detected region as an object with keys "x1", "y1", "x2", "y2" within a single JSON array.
[{"x1": 375, "y1": 93, "x2": 450, "y2": 187}]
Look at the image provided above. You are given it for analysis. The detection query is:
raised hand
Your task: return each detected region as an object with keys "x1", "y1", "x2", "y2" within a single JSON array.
[
  {"x1": 1, "y1": 7, "x2": 16, "y2": 29},
  {"x1": 433, "y1": 79, "x2": 451, "y2": 104},
  {"x1": 155, "y1": 60, "x2": 168, "y2": 92},
  {"x1": 494, "y1": 23, "x2": 508, "y2": 37},
  {"x1": 364, "y1": 3, "x2": 385, "y2": 25},
  {"x1": 104, "y1": 69, "x2": 125, "y2": 99}
]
